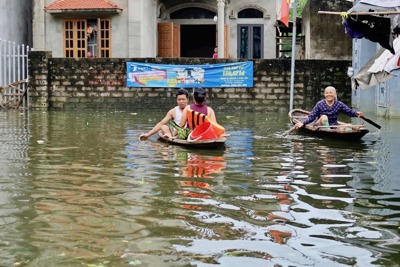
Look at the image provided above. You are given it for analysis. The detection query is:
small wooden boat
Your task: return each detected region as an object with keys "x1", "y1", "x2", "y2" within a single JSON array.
[
  {"x1": 157, "y1": 130, "x2": 227, "y2": 149},
  {"x1": 289, "y1": 109, "x2": 369, "y2": 140}
]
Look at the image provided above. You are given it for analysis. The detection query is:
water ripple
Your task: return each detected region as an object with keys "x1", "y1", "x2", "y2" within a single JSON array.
[{"x1": 0, "y1": 111, "x2": 399, "y2": 266}]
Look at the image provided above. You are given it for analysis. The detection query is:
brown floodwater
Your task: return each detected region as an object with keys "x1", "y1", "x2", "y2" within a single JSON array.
[{"x1": 0, "y1": 109, "x2": 399, "y2": 267}]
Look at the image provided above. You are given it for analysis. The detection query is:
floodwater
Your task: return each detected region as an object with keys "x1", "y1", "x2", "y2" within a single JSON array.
[{"x1": 0, "y1": 110, "x2": 399, "y2": 267}]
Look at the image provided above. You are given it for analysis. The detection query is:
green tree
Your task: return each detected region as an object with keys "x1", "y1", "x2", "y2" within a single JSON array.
[{"x1": 290, "y1": 0, "x2": 308, "y2": 19}]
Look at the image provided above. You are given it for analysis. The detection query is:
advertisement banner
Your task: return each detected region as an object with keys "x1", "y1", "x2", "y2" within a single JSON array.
[{"x1": 126, "y1": 61, "x2": 253, "y2": 88}]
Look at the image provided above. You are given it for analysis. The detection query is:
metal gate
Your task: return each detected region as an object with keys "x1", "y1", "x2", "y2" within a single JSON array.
[{"x1": 0, "y1": 39, "x2": 32, "y2": 109}]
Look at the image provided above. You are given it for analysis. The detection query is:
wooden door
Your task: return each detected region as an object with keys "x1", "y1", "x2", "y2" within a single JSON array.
[
  {"x1": 158, "y1": 22, "x2": 180, "y2": 57},
  {"x1": 224, "y1": 24, "x2": 229, "y2": 58},
  {"x1": 173, "y1": 24, "x2": 180, "y2": 57},
  {"x1": 216, "y1": 24, "x2": 230, "y2": 58}
]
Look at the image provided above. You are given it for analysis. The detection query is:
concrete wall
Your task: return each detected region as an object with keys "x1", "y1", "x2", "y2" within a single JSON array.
[
  {"x1": 302, "y1": 0, "x2": 352, "y2": 60},
  {"x1": 28, "y1": 51, "x2": 353, "y2": 112},
  {"x1": 0, "y1": 0, "x2": 32, "y2": 46}
]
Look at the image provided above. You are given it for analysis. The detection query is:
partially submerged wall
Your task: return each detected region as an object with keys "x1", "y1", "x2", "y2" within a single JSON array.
[{"x1": 28, "y1": 51, "x2": 352, "y2": 112}]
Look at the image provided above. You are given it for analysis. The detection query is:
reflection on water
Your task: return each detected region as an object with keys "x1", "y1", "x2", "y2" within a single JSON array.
[{"x1": 0, "y1": 110, "x2": 399, "y2": 266}]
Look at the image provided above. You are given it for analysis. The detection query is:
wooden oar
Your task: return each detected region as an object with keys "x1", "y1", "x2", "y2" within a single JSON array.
[
  {"x1": 360, "y1": 116, "x2": 381, "y2": 129},
  {"x1": 283, "y1": 125, "x2": 297, "y2": 136}
]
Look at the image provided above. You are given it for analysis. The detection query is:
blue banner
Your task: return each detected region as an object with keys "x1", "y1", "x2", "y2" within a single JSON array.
[{"x1": 126, "y1": 61, "x2": 253, "y2": 88}]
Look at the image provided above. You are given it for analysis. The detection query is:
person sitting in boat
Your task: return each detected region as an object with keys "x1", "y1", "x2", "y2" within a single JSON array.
[
  {"x1": 179, "y1": 88, "x2": 217, "y2": 128},
  {"x1": 294, "y1": 86, "x2": 364, "y2": 129},
  {"x1": 139, "y1": 88, "x2": 189, "y2": 140},
  {"x1": 179, "y1": 88, "x2": 226, "y2": 139}
]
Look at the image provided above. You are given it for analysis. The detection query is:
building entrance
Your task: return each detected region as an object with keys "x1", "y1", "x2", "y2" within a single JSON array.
[{"x1": 180, "y1": 25, "x2": 216, "y2": 58}]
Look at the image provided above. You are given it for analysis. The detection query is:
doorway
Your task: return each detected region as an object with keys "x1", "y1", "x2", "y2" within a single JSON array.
[{"x1": 181, "y1": 25, "x2": 216, "y2": 58}]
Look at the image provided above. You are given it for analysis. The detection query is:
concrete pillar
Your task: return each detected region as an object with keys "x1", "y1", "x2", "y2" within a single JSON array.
[
  {"x1": 32, "y1": 0, "x2": 46, "y2": 51},
  {"x1": 128, "y1": 0, "x2": 143, "y2": 57},
  {"x1": 217, "y1": 0, "x2": 225, "y2": 58}
]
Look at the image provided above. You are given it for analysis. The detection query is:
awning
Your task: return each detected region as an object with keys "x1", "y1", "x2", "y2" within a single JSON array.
[{"x1": 352, "y1": 36, "x2": 400, "y2": 89}]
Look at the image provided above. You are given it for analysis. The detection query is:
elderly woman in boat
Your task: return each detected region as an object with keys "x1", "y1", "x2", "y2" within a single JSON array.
[{"x1": 295, "y1": 86, "x2": 364, "y2": 129}]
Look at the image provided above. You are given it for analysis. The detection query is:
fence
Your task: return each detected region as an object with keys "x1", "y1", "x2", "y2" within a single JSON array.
[{"x1": 0, "y1": 39, "x2": 32, "y2": 109}]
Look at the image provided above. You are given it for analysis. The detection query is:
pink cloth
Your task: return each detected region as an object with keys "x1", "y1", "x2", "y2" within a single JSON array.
[{"x1": 190, "y1": 104, "x2": 208, "y2": 115}]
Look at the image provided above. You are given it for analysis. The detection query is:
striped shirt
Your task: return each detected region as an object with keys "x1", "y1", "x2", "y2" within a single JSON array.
[{"x1": 303, "y1": 100, "x2": 358, "y2": 126}]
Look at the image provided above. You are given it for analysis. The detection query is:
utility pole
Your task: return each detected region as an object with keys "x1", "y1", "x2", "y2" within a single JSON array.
[{"x1": 289, "y1": 0, "x2": 297, "y2": 111}]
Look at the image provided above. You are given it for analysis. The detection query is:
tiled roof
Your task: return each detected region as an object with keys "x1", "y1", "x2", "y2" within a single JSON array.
[{"x1": 45, "y1": 0, "x2": 122, "y2": 11}]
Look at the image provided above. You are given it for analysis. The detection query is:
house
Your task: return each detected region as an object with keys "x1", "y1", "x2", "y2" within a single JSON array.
[{"x1": 32, "y1": 0, "x2": 289, "y2": 59}]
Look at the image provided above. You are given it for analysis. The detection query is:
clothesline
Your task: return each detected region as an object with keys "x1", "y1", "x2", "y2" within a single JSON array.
[{"x1": 318, "y1": 11, "x2": 400, "y2": 15}]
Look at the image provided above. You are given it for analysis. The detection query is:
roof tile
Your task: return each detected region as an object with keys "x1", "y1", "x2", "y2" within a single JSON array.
[{"x1": 45, "y1": 0, "x2": 122, "y2": 11}]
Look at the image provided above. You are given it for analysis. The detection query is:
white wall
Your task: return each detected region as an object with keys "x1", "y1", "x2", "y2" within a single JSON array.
[
  {"x1": 388, "y1": 73, "x2": 400, "y2": 118},
  {"x1": 126, "y1": 0, "x2": 157, "y2": 58},
  {"x1": 352, "y1": 38, "x2": 400, "y2": 118},
  {"x1": 0, "y1": 0, "x2": 32, "y2": 46},
  {"x1": 352, "y1": 39, "x2": 378, "y2": 113},
  {"x1": 32, "y1": 0, "x2": 46, "y2": 51}
]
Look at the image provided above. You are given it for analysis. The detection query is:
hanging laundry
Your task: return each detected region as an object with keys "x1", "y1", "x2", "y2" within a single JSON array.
[
  {"x1": 346, "y1": 15, "x2": 395, "y2": 54},
  {"x1": 348, "y1": 1, "x2": 400, "y2": 32},
  {"x1": 343, "y1": 20, "x2": 364, "y2": 38}
]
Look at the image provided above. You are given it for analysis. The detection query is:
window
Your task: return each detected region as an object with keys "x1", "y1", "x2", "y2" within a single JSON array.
[
  {"x1": 238, "y1": 25, "x2": 263, "y2": 59},
  {"x1": 170, "y1": 7, "x2": 215, "y2": 19},
  {"x1": 238, "y1": 8, "x2": 263, "y2": 18},
  {"x1": 99, "y1": 20, "x2": 111, "y2": 58},
  {"x1": 63, "y1": 18, "x2": 112, "y2": 58}
]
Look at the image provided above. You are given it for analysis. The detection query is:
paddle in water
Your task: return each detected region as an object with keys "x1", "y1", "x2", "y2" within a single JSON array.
[{"x1": 283, "y1": 125, "x2": 297, "y2": 136}]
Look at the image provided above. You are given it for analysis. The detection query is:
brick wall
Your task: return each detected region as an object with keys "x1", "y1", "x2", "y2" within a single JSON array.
[{"x1": 28, "y1": 51, "x2": 352, "y2": 112}]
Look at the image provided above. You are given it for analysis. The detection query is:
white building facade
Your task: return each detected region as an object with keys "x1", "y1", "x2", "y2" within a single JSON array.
[{"x1": 32, "y1": 0, "x2": 284, "y2": 59}]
